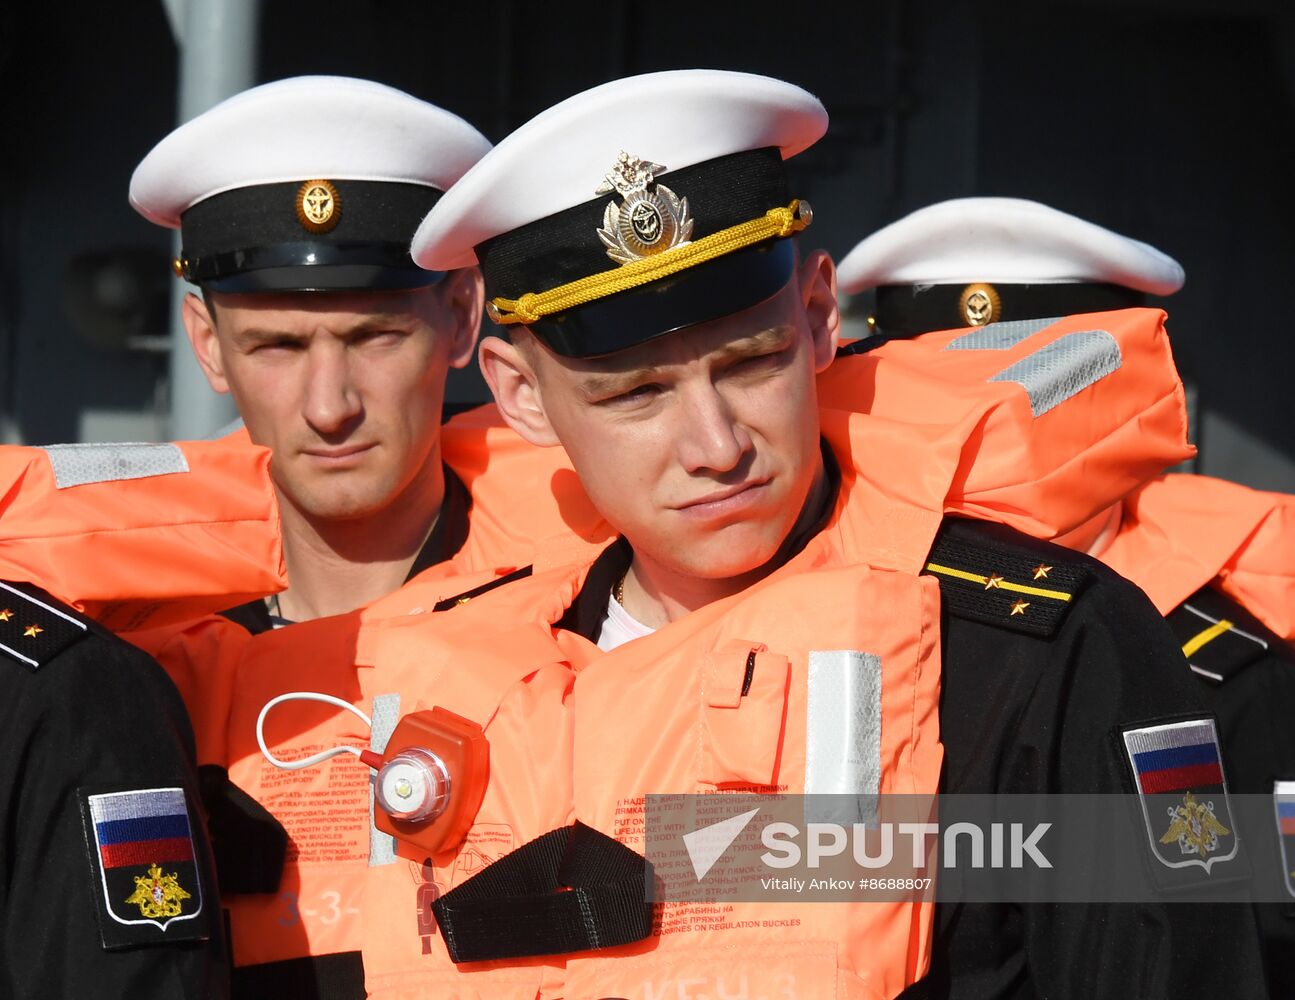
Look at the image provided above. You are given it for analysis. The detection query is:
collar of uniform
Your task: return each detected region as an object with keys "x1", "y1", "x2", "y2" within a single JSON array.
[
  {"x1": 219, "y1": 594, "x2": 276, "y2": 635},
  {"x1": 555, "y1": 441, "x2": 842, "y2": 642},
  {"x1": 408, "y1": 464, "x2": 473, "y2": 580}
]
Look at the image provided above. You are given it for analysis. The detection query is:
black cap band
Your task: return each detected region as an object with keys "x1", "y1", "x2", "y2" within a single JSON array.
[
  {"x1": 179, "y1": 179, "x2": 444, "y2": 292},
  {"x1": 530, "y1": 238, "x2": 796, "y2": 358},
  {"x1": 874, "y1": 282, "x2": 1146, "y2": 338},
  {"x1": 477, "y1": 147, "x2": 797, "y2": 356}
]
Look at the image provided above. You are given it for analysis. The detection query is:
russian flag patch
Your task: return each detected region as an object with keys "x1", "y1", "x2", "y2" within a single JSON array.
[
  {"x1": 1275, "y1": 781, "x2": 1295, "y2": 899},
  {"x1": 80, "y1": 787, "x2": 209, "y2": 948},
  {"x1": 1122, "y1": 719, "x2": 1239, "y2": 875}
]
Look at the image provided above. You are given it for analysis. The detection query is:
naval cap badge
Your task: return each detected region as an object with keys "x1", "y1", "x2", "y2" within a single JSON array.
[
  {"x1": 296, "y1": 179, "x2": 341, "y2": 234},
  {"x1": 596, "y1": 152, "x2": 694, "y2": 265},
  {"x1": 959, "y1": 282, "x2": 1000, "y2": 327}
]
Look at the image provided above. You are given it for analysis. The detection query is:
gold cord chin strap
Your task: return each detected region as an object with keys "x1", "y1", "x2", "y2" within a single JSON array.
[{"x1": 486, "y1": 199, "x2": 813, "y2": 325}]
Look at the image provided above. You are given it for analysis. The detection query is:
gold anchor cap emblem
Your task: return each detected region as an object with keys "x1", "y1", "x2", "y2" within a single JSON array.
[
  {"x1": 595, "y1": 152, "x2": 693, "y2": 265},
  {"x1": 296, "y1": 179, "x2": 341, "y2": 233},
  {"x1": 959, "y1": 282, "x2": 1000, "y2": 327}
]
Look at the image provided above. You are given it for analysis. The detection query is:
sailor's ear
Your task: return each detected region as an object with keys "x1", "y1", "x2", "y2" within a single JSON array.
[
  {"x1": 478, "y1": 332, "x2": 561, "y2": 447},
  {"x1": 436, "y1": 267, "x2": 484, "y2": 371},
  {"x1": 182, "y1": 291, "x2": 230, "y2": 394},
  {"x1": 799, "y1": 249, "x2": 840, "y2": 373}
]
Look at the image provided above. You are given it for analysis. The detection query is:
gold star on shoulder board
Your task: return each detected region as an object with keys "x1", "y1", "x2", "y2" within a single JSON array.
[
  {"x1": 1032, "y1": 564, "x2": 1052, "y2": 580},
  {"x1": 0, "y1": 609, "x2": 12, "y2": 622},
  {"x1": 984, "y1": 573, "x2": 1004, "y2": 590},
  {"x1": 23, "y1": 624, "x2": 43, "y2": 638},
  {"x1": 1010, "y1": 599, "x2": 1030, "y2": 616}
]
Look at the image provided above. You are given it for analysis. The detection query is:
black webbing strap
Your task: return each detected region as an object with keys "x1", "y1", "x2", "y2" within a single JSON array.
[
  {"x1": 231, "y1": 950, "x2": 366, "y2": 1000},
  {"x1": 432, "y1": 822, "x2": 654, "y2": 963}
]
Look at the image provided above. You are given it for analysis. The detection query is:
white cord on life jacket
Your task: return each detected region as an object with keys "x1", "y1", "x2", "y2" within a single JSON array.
[{"x1": 255, "y1": 691, "x2": 385, "y2": 771}]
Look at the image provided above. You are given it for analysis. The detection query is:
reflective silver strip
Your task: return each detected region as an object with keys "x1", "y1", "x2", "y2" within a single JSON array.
[
  {"x1": 40, "y1": 442, "x2": 190, "y2": 489},
  {"x1": 942, "y1": 317, "x2": 1062, "y2": 351},
  {"x1": 988, "y1": 329, "x2": 1122, "y2": 417},
  {"x1": 805, "y1": 650, "x2": 882, "y2": 798},
  {"x1": 368, "y1": 692, "x2": 401, "y2": 867}
]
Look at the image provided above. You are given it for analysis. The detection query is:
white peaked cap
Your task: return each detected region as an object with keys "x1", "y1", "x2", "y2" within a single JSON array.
[
  {"x1": 130, "y1": 75, "x2": 491, "y2": 228},
  {"x1": 837, "y1": 197, "x2": 1185, "y2": 296},
  {"x1": 411, "y1": 69, "x2": 828, "y2": 271}
]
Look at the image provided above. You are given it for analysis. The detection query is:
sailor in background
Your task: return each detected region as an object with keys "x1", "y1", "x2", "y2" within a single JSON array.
[
  {"x1": 839, "y1": 195, "x2": 1295, "y2": 997},
  {"x1": 131, "y1": 76, "x2": 490, "y2": 633},
  {"x1": 128, "y1": 76, "x2": 491, "y2": 998}
]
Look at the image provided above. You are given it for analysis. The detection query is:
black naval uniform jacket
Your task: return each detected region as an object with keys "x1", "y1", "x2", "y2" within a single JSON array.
[
  {"x1": 1167, "y1": 584, "x2": 1295, "y2": 998},
  {"x1": 0, "y1": 582, "x2": 227, "y2": 999},
  {"x1": 895, "y1": 520, "x2": 1268, "y2": 1000}
]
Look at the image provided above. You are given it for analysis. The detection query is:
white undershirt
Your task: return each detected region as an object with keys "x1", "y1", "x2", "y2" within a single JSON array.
[{"x1": 596, "y1": 593, "x2": 657, "y2": 651}]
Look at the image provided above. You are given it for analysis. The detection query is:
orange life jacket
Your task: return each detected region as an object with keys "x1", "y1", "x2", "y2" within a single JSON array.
[
  {"x1": 149, "y1": 306, "x2": 1194, "y2": 983},
  {"x1": 127, "y1": 411, "x2": 612, "y2": 972},
  {"x1": 347, "y1": 307, "x2": 1195, "y2": 998},
  {"x1": 327, "y1": 404, "x2": 956, "y2": 1000},
  {"x1": 820, "y1": 308, "x2": 1195, "y2": 541},
  {"x1": 210, "y1": 402, "x2": 965, "y2": 980},
  {"x1": 1099, "y1": 473, "x2": 1295, "y2": 640},
  {"x1": 831, "y1": 308, "x2": 1291, "y2": 639},
  {"x1": 0, "y1": 439, "x2": 283, "y2": 630}
]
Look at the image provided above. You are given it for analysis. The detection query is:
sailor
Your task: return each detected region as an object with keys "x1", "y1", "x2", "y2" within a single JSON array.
[
  {"x1": 129, "y1": 76, "x2": 496, "y2": 996},
  {"x1": 128, "y1": 74, "x2": 615, "y2": 997},
  {"x1": 331, "y1": 72, "x2": 1266, "y2": 997},
  {"x1": 131, "y1": 75, "x2": 492, "y2": 632},
  {"x1": 839, "y1": 196, "x2": 1293, "y2": 996}
]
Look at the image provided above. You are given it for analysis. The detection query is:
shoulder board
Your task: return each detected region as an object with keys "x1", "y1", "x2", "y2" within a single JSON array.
[
  {"x1": 1167, "y1": 586, "x2": 1276, "y2": 684},
  {"x1": 432, "y1": 565, "x2": 534, "y2": 612},
  {"x1": 0, "y1": 581, "x2": 90, "y2": 670},
  {"x1": 922, "y1": 518, "x2": 1093, "y2": 638}
]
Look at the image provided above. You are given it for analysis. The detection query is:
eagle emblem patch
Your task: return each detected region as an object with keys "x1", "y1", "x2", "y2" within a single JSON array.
[
  {"x1": 124, "y1": 863, "x2": 192, "y2": 920},
  {"x1": 80, "y1": 787, "x2": 209, "y2": 948},
  {"x1": 1159, "y1": 790, "x2": 1231, "y2": 859},
  {"x1": 1123, "y1": 719, "x2": 1239, "y2": 875}
]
